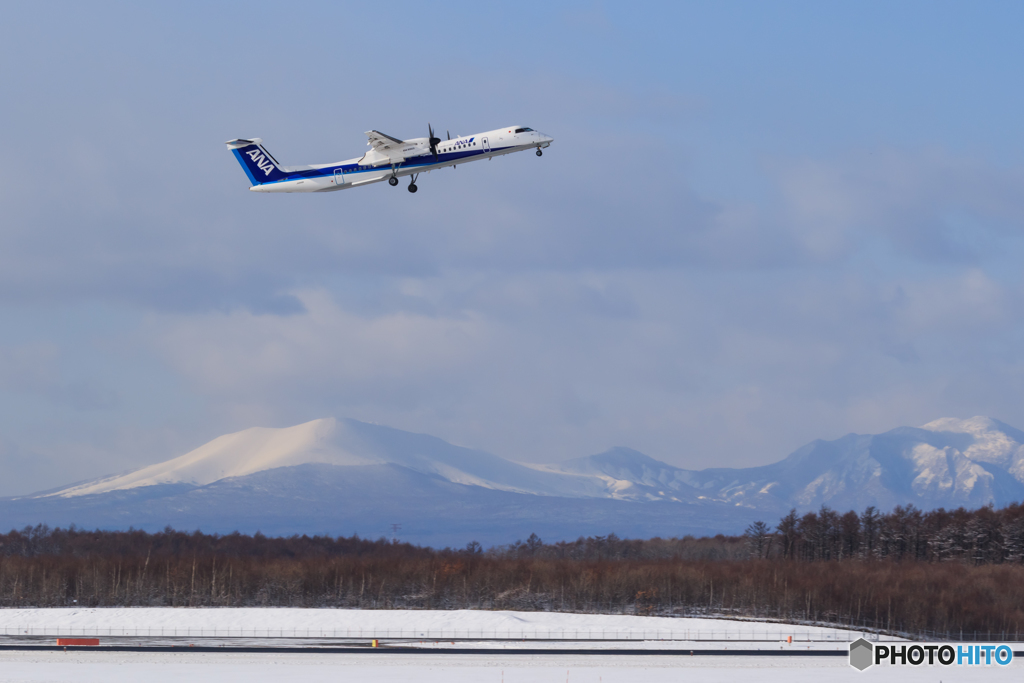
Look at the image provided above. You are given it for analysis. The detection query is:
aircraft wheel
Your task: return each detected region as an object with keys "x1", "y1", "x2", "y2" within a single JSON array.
[
  {"x1": 388, "y1": 177, "x2": 398, "y2": 186},
  {"x1": 408, "y1": 184, "x2": 418, "y2": 193},
  {"x1": 536, "y1": 149, "x2": 543, "y2": 157}
]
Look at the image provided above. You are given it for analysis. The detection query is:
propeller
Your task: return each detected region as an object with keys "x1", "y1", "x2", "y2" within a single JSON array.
[{"x1": 428, "y1": 123, "x2": 442, "y2": 161}]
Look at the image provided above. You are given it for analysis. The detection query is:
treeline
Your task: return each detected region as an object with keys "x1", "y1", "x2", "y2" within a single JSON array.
[
  {"x1": 744, "y1": 502, "x2": 1024, "y2": 563},
  {"x1": 0, "y1": 525, "x2": 745, "y2": 562},
  {"x1": 0, "y1": 526, "x2": 433, "y2": 561},
  {"x1": 1, "y1": 507, "x2": 1023, "y2": 639}
]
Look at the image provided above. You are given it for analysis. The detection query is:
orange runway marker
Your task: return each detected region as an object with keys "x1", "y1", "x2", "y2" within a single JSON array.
[{"x1": 56, "y1": 638, "x2": 99, "y2": 646}]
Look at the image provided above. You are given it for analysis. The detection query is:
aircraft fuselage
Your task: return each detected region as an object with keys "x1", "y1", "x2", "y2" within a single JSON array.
[{"x1": 228, "y1": 126, "x2": 553, "y2": 193}]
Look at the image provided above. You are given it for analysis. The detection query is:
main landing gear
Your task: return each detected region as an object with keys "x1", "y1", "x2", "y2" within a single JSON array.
[
  {"x1": 389, "y1": 173, "x2": 419, "y2": 192},
  {"x1": 536, "y1": 148, "x2": 543, "y2": 157}
]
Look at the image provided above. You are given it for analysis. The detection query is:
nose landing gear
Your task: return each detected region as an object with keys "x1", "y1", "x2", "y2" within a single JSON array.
[{"x1": 536, "y1": 148, "x2": 543, "y2": 157}]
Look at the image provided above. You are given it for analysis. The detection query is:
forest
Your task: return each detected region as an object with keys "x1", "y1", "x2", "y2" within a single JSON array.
[{"x1": 2, "y1": 501, "x2": 1023, "y2": 640}]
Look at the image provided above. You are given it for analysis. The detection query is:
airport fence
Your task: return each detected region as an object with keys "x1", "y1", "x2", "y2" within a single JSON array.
[{"x1": 0, "y1": 625, "x2": 904, "y2": 641}]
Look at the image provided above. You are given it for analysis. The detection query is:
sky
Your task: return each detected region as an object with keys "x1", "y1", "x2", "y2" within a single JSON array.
[{"x1": 2, "y1": 1, "x2": 1024, "y2": 496}]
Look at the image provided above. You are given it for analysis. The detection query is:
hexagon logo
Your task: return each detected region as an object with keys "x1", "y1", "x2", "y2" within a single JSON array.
[{"x1": 849, "y1": 638, "x2": 874, "y2": 671}]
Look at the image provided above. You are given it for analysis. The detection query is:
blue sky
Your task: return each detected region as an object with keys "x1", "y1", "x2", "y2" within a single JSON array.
[{"x1": 2, "y1": 1, "x2": 1024, "y2": 495}]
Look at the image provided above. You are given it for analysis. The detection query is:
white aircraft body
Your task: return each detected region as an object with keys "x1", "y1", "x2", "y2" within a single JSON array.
[{"x1": 226, "y1": 125, "x2": 553, "y2": 193}]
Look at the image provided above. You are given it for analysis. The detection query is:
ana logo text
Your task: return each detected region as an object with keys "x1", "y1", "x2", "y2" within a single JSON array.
[{"x1": 246, "y1": 149, "x2": 275, "y2": 176}]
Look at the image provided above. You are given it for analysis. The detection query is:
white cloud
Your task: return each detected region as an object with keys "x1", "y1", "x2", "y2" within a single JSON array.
[
  {"x1": 127, "y1": 263, "x2": 1024, "y2": 473},
  {"x1": 772, "y1": 148, "x2": 1024, "y2": 263},
  {"x1": 148, "y1": 289, "x2": 489, "y2": 397}
]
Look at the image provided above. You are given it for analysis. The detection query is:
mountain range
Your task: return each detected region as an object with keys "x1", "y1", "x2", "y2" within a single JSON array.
[{"x1": 3, "y1": 416, "x2": 1023, "y2": 547}]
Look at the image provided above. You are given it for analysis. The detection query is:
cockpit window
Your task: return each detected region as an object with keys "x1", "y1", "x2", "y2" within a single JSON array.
[{"x1": 514, "y1": 127, "x2": 534, "y2": 133}]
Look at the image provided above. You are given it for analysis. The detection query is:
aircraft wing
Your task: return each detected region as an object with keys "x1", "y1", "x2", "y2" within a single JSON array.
[{"x1": 365, "y1": 130, "x2": 406, "y2": 154}]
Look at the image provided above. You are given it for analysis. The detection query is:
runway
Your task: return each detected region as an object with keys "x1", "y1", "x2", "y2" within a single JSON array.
[{"x1": 1, "y1": 649, "x2": 1021, "y2": 683}]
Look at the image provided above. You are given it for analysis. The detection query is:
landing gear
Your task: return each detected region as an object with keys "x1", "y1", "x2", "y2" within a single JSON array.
[
  {"x1": 388, "y1": 176, "x2": 399, "y2": 187},
  {"x1": 408, "y1": 173, "x2": 419, "y2": 193},
  {"x1": 536, "y1": 148, "x2": 543, "y2": 157},
  {"x1": 408, "y1": 183, "x2": 418, "y2": 193}
]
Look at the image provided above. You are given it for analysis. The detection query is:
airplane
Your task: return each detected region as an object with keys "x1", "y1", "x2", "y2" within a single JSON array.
[{"x1": 226, "y1": 124, "x2": 553, "y2": 194}]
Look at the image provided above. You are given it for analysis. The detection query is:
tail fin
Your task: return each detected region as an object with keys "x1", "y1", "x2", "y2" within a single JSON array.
[{"x1": 226, "y1": 138, "x2": 288, "y2": 185}]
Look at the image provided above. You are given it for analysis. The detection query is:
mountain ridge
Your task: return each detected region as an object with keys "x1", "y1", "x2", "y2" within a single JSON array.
[
  {"x1": 5, "y1": 416, "x2": 1024, "y2": 546},
  {"x1": 27, "y1": 416, "x2": 1024, "y2": 510},
  {"x1": 46, "y1": 418, "x2": 607, "y2": 501}
]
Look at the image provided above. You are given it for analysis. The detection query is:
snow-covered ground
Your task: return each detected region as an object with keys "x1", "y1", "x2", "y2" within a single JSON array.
[
  {"x1": 0, "y1": 651, "x2": 1020, "y2": 683},
  {"x1": 0, "y1": 610, "x2": 1013, "y2": 682},
  {"x1": 0, "y1": 608, "x2": 877, "y2": 645}
]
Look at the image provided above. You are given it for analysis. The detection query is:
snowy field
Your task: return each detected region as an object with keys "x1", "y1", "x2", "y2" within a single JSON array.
[
  {"x1": 0, "y1": 651, "x2": 1021, "y2": 683},
  {"x1": 0, "y1": 608, "x2": 878, "y2": 647},
  {"x1": 0, "y1": 609, "x2": 1014, "y2": 682}
]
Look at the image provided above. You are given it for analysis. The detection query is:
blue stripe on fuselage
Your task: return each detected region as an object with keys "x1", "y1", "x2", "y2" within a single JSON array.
[{"x1": 256, "y1": 144, "x2": 520, "y2": 186}]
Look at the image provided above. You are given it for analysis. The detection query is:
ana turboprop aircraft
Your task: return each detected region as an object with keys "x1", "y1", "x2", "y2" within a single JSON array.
[{"x1": 226, "y1": 124, "x2": 553, "y2": 193}]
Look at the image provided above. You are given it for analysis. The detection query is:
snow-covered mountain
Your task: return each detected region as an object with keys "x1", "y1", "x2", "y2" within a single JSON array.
[
  {"x1": 49, "y1": 418, "x2": 606, "y2": 500},
  {"x1": 3, "y1": 416, "x2": 1024, "y2": 546},
  {"x1": 553, "y1": 416, "x2": 1024, "y2": 511}
]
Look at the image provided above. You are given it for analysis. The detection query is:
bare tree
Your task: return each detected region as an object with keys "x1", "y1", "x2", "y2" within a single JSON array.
[{"x1": 744, "y1": 521, "x2": 771, "y2": 559}]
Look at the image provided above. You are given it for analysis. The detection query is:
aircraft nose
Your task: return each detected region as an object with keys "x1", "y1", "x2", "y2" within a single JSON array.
[{"x1": 538, "y1": 131, "x2": 554, "y2": 144}]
